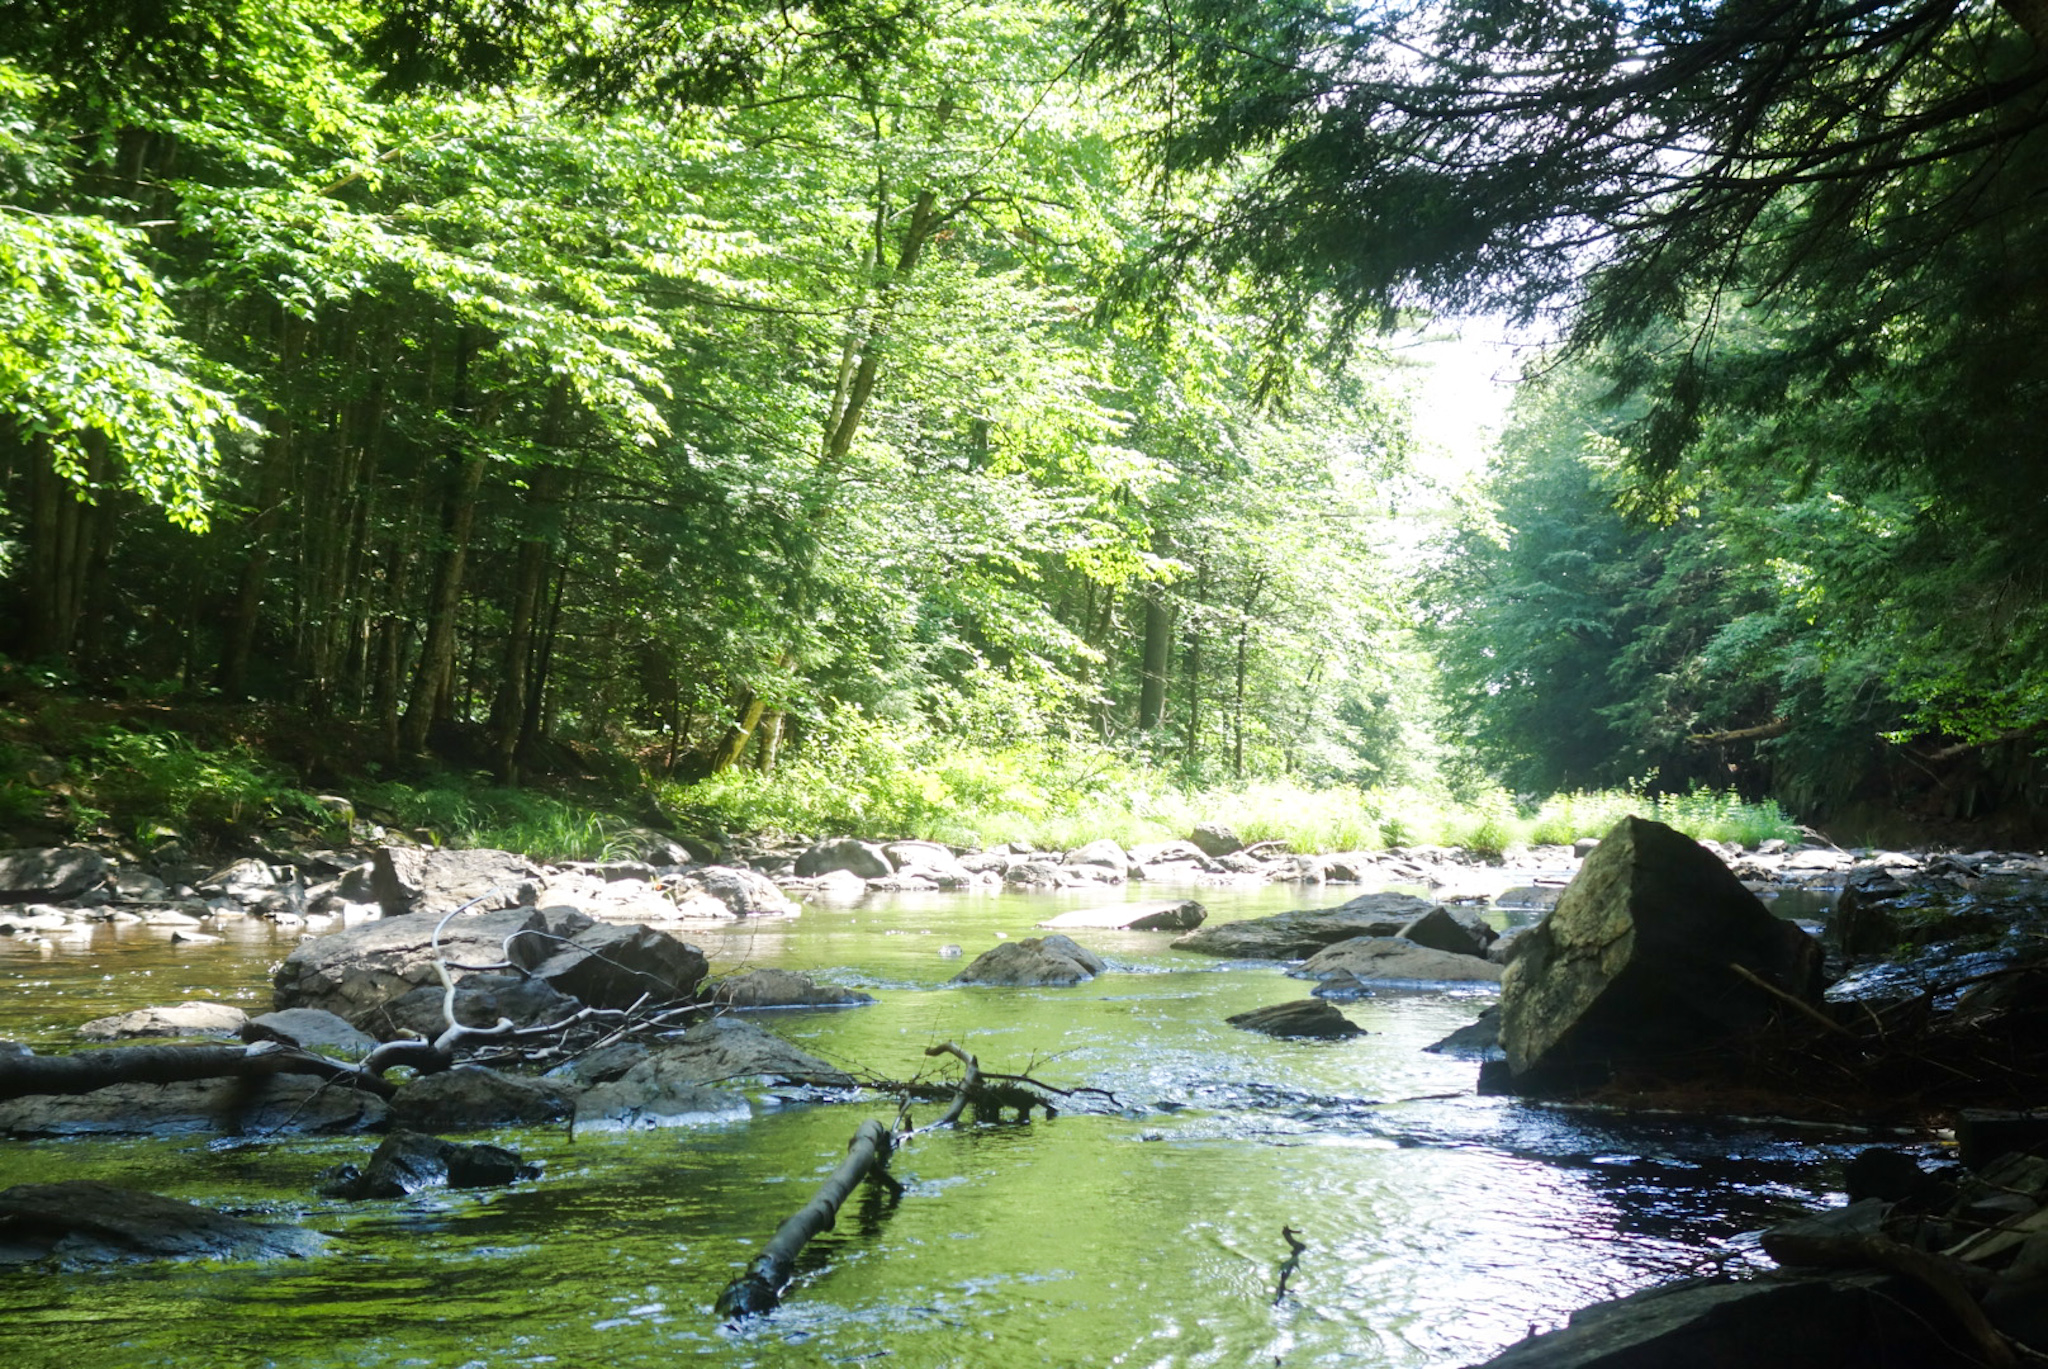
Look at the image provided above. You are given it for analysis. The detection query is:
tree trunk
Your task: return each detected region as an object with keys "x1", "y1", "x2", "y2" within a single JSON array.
[
  {"x1": 19, "y1": 433, "x2": 110, "y2": 664},
  {"x1": 1138, "y1": 585, "x2": 1173, "y2": 733},
  {"x1": 754, "y1": 710, "x2": 785, "y2": 776},
  {"x1": 399, "y1": 329, "x2": 483, "y2": 755},
  {"x1": 220, "y1": 313, "x2": 298, "y2": 698},
  {"x1": 707, "y1": 692, "x2": 768, "y2": 774},
  {"x1": 715, "y1": 1118, "x2": 896, "y2": 1318},
  {"x1": 0, "y1": 1042, "x2": 395, "y2": 1102}
]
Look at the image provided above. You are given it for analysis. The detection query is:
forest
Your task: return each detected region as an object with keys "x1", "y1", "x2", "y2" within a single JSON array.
[{"x1": 4, "y1": 0, "x2": 2048, "y2": 847}]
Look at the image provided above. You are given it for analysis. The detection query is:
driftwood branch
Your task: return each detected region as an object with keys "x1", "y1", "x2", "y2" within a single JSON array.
[
  {"x1": 0, "y1": 1041, "x2": 397, "y2": 1101},
  {"x1": 1764, "y1": 1230, "x2": 2016, "y2": 1367},
  {"x1": 1728, "y1": 962, "x2": 1857, "y2": 1040},
  {"x1": 1688, "y1": 718, "x2": 1791, "y2": 745},
  {"x1": 714, "y1": 1117, "x2": 896, "y2": 1319}
]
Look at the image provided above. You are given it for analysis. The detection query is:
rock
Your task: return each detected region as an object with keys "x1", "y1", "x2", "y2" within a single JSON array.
[
  {"x1": 1003, "y1": 860, "x2": 1065, "y2": 888},
  {"x1": 1425, "y1": 1005, "x2": 1502, "y2": 1057},
  {"x1": 1291, "y1": 937, "x2": 1506, "y2": 984},
  {"x1": 1036, "y1": 898, "x2": 1207, "y2": 932},
  {"x1": 389, "y1": 1066, "x2": 575, "y2": 1131},
  {"x1": 1310, "y1": 970, "x2": 1375, "y2": 1001},
  {"x1": 1063, "y1": 838, "x2": 1131, "y2": 877},
  {"x1": 241, "y1": 1008, "x2": 379, "y2": 1058},
  {"x1": 536, "y1": 872, "x2": 688, "y2": 925},
  {"x1": 318, "y1": 1129, "x2": 538, "y2": 1199},
  {"x1": 1171, "y1": 892, "x2": 1440, "y2": 959},
  {"x1": 642, "y1": 1017, "x2": 854, "y2": 1087},
  {"x1": 794, "y1": 838, "x2": 894, "y2": 880},
  {"x1": 0, "y1": 1181, "x2": 327, "y2": 1267},
  {"x1": 0, "y1": 1075, "x2": 389, "y2": 1137},
  {"x1": 1225, "y1": 999, "x2": 1365, "y2": 1039},
  {"x1": 1957, "y1": 1108, "x2": 2048, "y2": 1170},
  {"x1": 1189, "y1": 822, "x2": 1243, "y2": 857},
  {"x1": 368, "y1": 973, "x2": 584, "y2": 1042},
  {"x1": 1128, "y1": 839, "x2": 1214, "y2": 868},
  {"x1": 1397, "y1": 905, "x2": 1491, "y2": 957},
  {"x1": 688, "y1": 865, "x2": 800, "y2": 916},
  {"x1": 199, "y1": 858, "x2": 280, "y2": 903},
  {"x1": 1759, "y1": 1197, "x2": 1892, "y2": 1266},
  {"x1": 1476, "y1": 1271, "x2": 1981, "y2": 1368},
  {"x1": 801, "y1": 868, "x2": 872, "y2": 901},
  {"x1": 1572, "y1": 838, "x2": 1601, "y2": 859},
  {"x1": 370, "y1": 846, "x2": 541, "y2": 918},
  {"x1": 76, "y1": 1001, "x2": 249, "y2": 1041},
  {"x1": 950, "y1": 934, "x2": 1106, "y2": 987},
  {"x1": 272, "y1": 906, "x2": 567, "y2": 1025},
  {"x1": 1497, "y1": 816, "x2": 1826, "y2": 1090},
  {"x1": 527, "y1": 923, "x2": 708, "y2": 1009},
  {"x1": 1488, "y1": 925, "x2": 1539, "y2": 965},
  {"x1": 572, "y1": 1057, "x2": 751, "y2": 1131},
  {"x1": 706, "y1": 968, "x2": 875, "y2": 1009},
  {"x1": 0, "y1": 847, "x2": 111, "y2": 901}
]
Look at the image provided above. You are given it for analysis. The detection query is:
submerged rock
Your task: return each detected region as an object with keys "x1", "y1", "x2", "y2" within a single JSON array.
[
  {"x1": 1037, "y1": 898, "x2": 1206, "y2": 932},
  {"x1": 706, "y1": 968, "x2": 875, "y2": 1010},
  {"x1": 1225, "y1": 999, "x2": 1364, "y2": 1039},
  {"x1": 1497, "y1": 816, "x2": 1826, "y2": 1091},
  {"x1": 951, "y1": 934, "x2": 1106, "y2": 987},
  {"x1": 641, "y1": 1017, "x2": 854, "y2": 1087},
  {"x1": 572, "y1": 1056, "x2": 751, "y2": 1131},
  {"x1": 76, "y1": 1001, "x2": 249, "y2": 1041},
  {"x1": 1170, "y1": 892, "x2": 1439, "y2": 959},
  {"x1": 0, "y1": 1181, "x2": 327, "y2": 1268}
]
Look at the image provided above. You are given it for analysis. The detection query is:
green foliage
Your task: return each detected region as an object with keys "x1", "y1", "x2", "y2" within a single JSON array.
[
  {"x1": 72, "y1": 729, "x2": 316, "y2": 837},
  {"x1": 355, "y1": 776, "x2": 641, "y2": 861}
]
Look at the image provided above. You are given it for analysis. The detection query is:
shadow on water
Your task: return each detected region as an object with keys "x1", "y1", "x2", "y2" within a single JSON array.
[{"x1": 0, "y1": 879, "x2": 1924, "y2": 1368}]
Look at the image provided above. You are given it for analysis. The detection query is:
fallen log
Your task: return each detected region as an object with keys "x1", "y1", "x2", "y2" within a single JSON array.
[
  {"x1": 0, "y1": 1041, "x2": 397, "y2": 1101},
  {"x1": 714, "y1": 1117, "x2": 896, "y2": 1319}
]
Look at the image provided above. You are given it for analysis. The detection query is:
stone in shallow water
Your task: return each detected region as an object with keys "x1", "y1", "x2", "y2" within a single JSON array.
[
  {"x1": 0, "y1": 1181, "x2": 327, "y2": 1267},
  {"x1": 76, "y1": 1001, "x2": 249, "y2": 1041},
  {"x1": 1037, "y1": 898, "x2": 1206, "y2": 932},
  {"x1": 1171, "y1": 893, "x2": 1438, "y2": 959},
  {"x1": 1290, "y1": 937, "x2": 1504, "y2": 984},
  {"x1": 950, "y1": 934, "x2": 1105, "y2": 987},
  {"x1": 1225, "y1": 999, "x2": 1364, "y2": 1039}
]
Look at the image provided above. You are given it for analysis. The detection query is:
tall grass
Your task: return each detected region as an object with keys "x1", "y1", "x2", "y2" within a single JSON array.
[{"x1": 659, "y1": 717, "x2": 1802, "y2": 854}]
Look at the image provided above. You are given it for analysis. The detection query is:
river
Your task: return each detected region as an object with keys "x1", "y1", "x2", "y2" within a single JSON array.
[{"x1": 0, "y1": 880, "x2": 1882, "y2": 1368}]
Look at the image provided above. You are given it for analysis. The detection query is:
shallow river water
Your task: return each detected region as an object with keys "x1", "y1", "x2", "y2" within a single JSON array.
[{"x1": 0, "y1": 881, "x2": 1886, "y2": 1368}]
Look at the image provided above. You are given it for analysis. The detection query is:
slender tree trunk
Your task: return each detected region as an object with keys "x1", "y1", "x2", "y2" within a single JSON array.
[
  {"x1": 221, "y1": 312, "x2": 297, "y2": 698},
  {"x1": 708, "y1": 692, "x2": 768, "y2": 774},
  {"x1": 1137, "y1": 585, "x2": 1173, "y2": 733},
  {"x1": 755, "y1": 710, "x2": 785, "y2": 776},
  {"x1": 399, "y1": 330, "x2": 483, "y2": 754},
  {"x1": 19, "y1": 434, "x2": 108, "y2": 664},
  {"x1": 1183, "y1": 563, "x2": 1207, "y2": 768}
]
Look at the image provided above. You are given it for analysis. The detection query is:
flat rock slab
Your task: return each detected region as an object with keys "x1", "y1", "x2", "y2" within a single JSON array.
[
  {"x1": 643, "y1": 1017, "x2": 854, "y2": 1087},
  {"x1": 573, "y1": 1057, "x2": 751, "y2": 1131},
  {"x1": 1038, "y1": 899, "x2": 1207, "y2": 932},
  {"x1": 706, "y1": 968, "x2": 875, "y2": 1010},
  {"x1": 0, "y1": 1075, "x2": 389, "y2": 1137},
  {"x1": 1171, "y1": 892, "x2": 1439, "y2": 959},
  {"x1": 1226, "y1": 999, "x2": 1365, "y2": 1039},
  {"x1": 0, "y1": 1181, "x2": 328, "y2": 1268},
  {"x1": 243, "y1": 1008, "x2": 378, "y2": 1058},
  {"x1": 77, "y1": 1001, "x2": 250, "y2": 1041},
  {"x1": 1477, "y1": 1271, "x2": 1981, "y2": 1368},
  {"x1": 951, "y1": 934, "x2": 1106, "y2": 986},
  {"x1": 1290, "y1": 937, "x2": 1505, "y2": 984}
]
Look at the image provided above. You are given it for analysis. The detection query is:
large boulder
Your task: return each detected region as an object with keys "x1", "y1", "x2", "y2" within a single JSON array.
[
  {"x1": 359, "y1": 973, "x2": 584, "y2": 1043},
  {"x1": 1063, "y1": 839, "x2": 1131, "y2": 878},
  {"x1": 1037, "y1": 898, "x2": 1206, "y2": 932},
  {"x1": 1171, "y1": 892, "x2": 1438, "y2": 959},
  {"x1": 370, "y1": 846, "x2": 542, "y2": 918},
  {"x1": 271, "y1": 906, "x2": 569, "y2": 1025},
  {"x1": 527, "y1": 923, "x2": 708, "y2": 1009},
  {"x1": 0, "y1": 847, "x2": 111, "y2": 901},
  {"x1": 0, "y1": 1181, "x2": 328, "y2": 1267},
  {"x1": 242, "y1": 1008, "x2": 378, "y2": 1058},
  {"x1": 687, "y1": 865, "x2": 800, "y2": 916},
  {"x1": 1397, "y1": 906, "x2": 1492, "y2": 957},
  {"x1": 1189, "y1": 822, "x2": 1244, "y2": 857},
  {"x1": 1497, "y1": 816, "x2": 1827, "y2": 1090},
  {"x1": 793, "y1": 838, "x2": 893, "y2": 880},
  {"x1": 1290, "y1": 937, "x2": 1505, "y2": 984},
  {"x1": 950, "y1": 934, "x2": 1105, "y2": 987}
]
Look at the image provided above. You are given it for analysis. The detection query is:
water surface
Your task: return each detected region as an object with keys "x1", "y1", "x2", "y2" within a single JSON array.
[{"x1": 0, "y1": 880, "x2": 1879, "y2": 1368}]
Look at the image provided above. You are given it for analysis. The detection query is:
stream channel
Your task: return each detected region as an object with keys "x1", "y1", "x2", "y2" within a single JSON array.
[{"x1": 0, "y1": 879, "x2": 1882, "y2": 1368}]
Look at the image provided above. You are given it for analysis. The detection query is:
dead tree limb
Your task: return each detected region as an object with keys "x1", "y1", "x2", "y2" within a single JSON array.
[
  {"x1": 714, "y1": 1118, "x2": 896, "y2": 1319},
  {"x1": 1728, "y1": 963, "x2": 1857, "y2": 1040},
  {"x1": 0, "y1": 1042, "x2": 397, "y2": 1101}
]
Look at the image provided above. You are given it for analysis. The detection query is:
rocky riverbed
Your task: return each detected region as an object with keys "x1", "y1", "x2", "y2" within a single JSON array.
[{"x1": 2, "y1": 822, "x2": 2046, "y2": 1366}]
